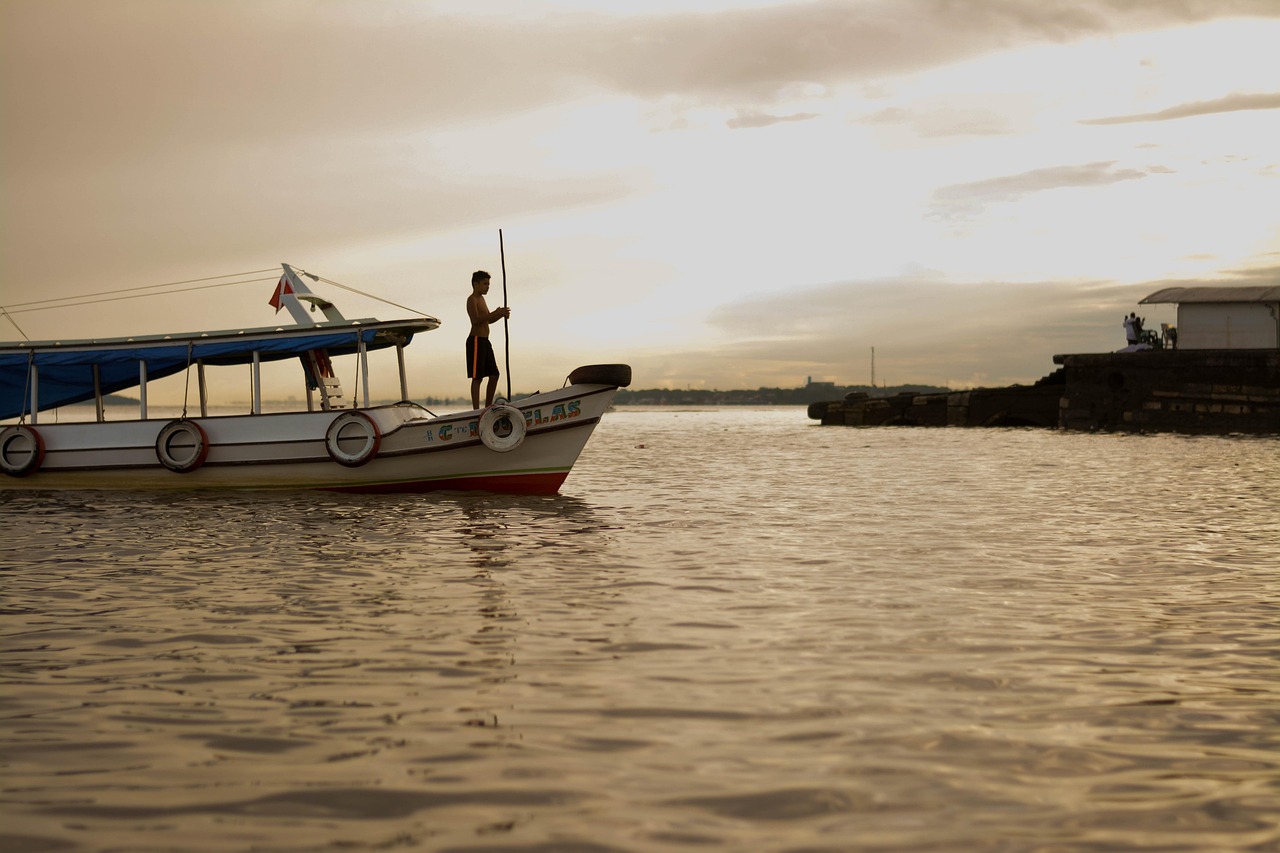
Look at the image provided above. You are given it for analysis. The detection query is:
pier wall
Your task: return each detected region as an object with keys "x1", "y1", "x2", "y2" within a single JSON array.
[{"x1": 1053, "y1": 349, "x2": 1279, "y2": 434}]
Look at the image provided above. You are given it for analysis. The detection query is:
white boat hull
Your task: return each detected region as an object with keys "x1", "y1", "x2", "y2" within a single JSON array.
[{"x1": 0, "y1": 383, "x2": 618, "y2": 494}]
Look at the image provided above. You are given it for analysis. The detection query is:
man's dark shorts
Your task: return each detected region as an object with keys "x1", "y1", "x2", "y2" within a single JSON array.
[{"x1": 466, "y1": 335, "x2": 499, "y2": 379}]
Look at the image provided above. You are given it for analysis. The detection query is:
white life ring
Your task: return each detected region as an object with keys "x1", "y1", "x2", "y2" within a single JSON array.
[
  {"x1": 479, "y1": 403, "x2": 526, "y2": 452},
  {"x1": 155, "y1": 419, "x2": 210, "y2": 473},
  {"x1": 326, "y1": 411, "x2": 381, "y2": 467},
  {"x1": 0, "y1": 425, "x2": 45, "y2": 477}
]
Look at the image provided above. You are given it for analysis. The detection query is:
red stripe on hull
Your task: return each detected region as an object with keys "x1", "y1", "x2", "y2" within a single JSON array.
[{"x1": 323, "y1": 471, "x2": 569, "y2": 495}]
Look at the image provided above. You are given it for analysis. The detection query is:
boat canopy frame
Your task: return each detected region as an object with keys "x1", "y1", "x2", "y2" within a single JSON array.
[{"x1": 0, "y1": 318, "x2": 439, "y2": 422}]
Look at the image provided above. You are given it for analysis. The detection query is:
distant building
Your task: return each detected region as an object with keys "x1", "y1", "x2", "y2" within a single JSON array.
[{"x1": 1141, "y1": 285, "x2": 1280, "y2": 349}]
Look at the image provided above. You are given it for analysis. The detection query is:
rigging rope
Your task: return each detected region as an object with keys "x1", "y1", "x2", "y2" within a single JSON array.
[
  {"x1": 297, "y1": 271, "x2": 434, "y2": 318},
  {"x1": 4, "y1": 268, "x2": 279, "y2": 310},
  {"x1": 4, "y1": 276, "x2": 279, "y2": 315},
  {"x1": 0, "y1": 306, "x2": 31, "y2": 341}
]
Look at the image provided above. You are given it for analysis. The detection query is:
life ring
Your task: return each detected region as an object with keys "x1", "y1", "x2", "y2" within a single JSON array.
[
  {"x1": 155, "y1": 419, "x2": 210, "y2": 473},
  {"x1": 479, "y1": 403, "x2": 526, "y2": 453},
  {"x1": 0, "y1": 425, "x2": 45, "y2": 477},
  {"x1": 326, "y1": 411, "x2": 381, "y2": 467}
]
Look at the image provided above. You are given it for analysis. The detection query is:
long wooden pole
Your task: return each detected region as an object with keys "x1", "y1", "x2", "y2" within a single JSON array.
[{"x1": 499, "y1": 229, "x2": 511, "y2": 401}]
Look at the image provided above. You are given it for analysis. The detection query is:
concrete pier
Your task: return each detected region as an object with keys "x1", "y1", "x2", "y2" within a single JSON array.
[
  {"x1": 809, "y1": 350, "x2": 1279, "y2": 435},
  {"x1": 808, "y1": 380, "x2": 1061, "y2": 428}
]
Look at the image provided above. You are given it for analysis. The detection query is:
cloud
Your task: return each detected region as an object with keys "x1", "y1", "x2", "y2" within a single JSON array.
[
  {"x1": 659, "y1": 275, "x2": 1142, "y2": 388},
  {"x1": 663, "y1": 265, "x2": 1280, "y2": 388},
  {"x1": 0, "y1": 1, "x2": 639, "y2": 292},
  {"x1": 5, "y1": 1, "x2": 1276, "y2": 177},
  {"x1": 578, "y1": 0, "x2": 1280, "y2": 105},
  {"x1": 3, "y1": 0, "x2": 1277, "y2": 347},
  {"x1": 929, "y1": 161, "x2": 1155, "y2": 219},
  {"x1": 726, "y1": 111, "x2": 820, "y2": 129},
  {"x1": 0, "y1": 3, "x2": 583, "y2": 179},
  {"x1": 9, "y1": 0, "x2": 1272, "y2": 174},
  {"x1": 858, "y1": 105, "x2": 1018, "y2": 138},
  {"x1": 3, "y1": 143, "x2": 638, "y2": 293},
  {"x1": 1081, "y1": 91, "x2": 1280, "y2": 124}
]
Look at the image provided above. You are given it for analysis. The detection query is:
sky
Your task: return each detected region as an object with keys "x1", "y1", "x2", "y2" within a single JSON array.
[{"x1": 2, "y1": 0, "x2": 1278, "y2": 402}]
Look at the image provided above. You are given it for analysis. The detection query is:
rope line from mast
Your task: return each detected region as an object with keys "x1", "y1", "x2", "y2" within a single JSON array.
[
  {"x1": 298, "y1": 271, "x2": 434, "y2": 318},
  {"x1": 4, "y1": 268, "x2": 280, "y2": 310},
  {"x1": 4, "y1": 276, "x2": 279, "y2": 315},
  {"x1": 1, "y1": 306, "x2": 31, "y2": 341}
]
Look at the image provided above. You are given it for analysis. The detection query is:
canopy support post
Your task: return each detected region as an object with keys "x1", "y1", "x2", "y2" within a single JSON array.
[
  {"x1": 139, "y1": 361, "x2": 148, "y2": 420},
  {"x1": 252, "y1": 351, "x2": 262, "y2": 415},
  {"x1": 359, "y1": 339, "x2": 370, "y2": 409},
  {"x1": 197, "y1": 360, "x2": 208, "y2": 418},
  {"x1": 396, "y1": 344, "x2": 408, "y2": 401},
  {"x1": 29, "y1": 363, "x2": 39, "y2": 425},
  {"x1": 93, "y1": 364, "x2": 104, "y2": 422}
]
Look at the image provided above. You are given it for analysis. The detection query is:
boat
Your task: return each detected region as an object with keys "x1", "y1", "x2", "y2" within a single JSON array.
[{"x1": 0, "y1": 264, "x2": 630, "y2": 493}]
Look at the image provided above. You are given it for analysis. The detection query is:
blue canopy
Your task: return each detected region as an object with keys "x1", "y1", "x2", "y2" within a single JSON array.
[{"x1": 0, "y1": 319, "x2": 436, "y2": 419}]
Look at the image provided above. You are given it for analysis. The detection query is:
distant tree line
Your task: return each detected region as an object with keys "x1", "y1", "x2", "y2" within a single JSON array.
[{"x1": 614, "y1": 383, "x2": 949, "y2": 406}]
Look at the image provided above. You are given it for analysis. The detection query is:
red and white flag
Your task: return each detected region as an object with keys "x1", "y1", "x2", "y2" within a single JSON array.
[{"x1": 268, "y1": 275, "x2": 294, "y2": 313}]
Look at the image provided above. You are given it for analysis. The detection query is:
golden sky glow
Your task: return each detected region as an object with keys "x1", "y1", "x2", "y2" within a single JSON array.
[{"x1": 2, "y1": 0, "x2": 1278, "y2": 400}]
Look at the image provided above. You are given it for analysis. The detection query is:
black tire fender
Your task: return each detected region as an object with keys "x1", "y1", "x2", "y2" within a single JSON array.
[
  {"x1": 479, "y1": 404, "x2": 526, "y2": 452},
  {"x1": 155, "y1": 420, "x2": 210, "y2": 473},
  {"x1": 326, "y1": 411, "x2": 381, "y2": 467}
]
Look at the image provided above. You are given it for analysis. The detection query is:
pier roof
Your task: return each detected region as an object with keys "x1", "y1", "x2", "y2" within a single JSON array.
[{"x1": 1141, "y1": 285, "x2": 1280, "y2": 304}]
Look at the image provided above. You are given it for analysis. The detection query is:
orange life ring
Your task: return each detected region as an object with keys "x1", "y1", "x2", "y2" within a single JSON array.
[
  {"x1": 155, "y1": 420, "x2": 210, "y2": 473},
  {"x1": 0, "y1": 425, "x2": 45, "y2": 477}
]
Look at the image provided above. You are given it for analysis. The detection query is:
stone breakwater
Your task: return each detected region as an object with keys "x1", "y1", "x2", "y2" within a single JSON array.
[{"x1": 809, "y1": 350, "x2": 1280, "y2": 435}]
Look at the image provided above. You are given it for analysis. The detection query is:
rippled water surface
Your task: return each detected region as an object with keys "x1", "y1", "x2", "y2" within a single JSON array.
[{"x1": 3, "y1": 408, "x2": 1278, "y2": 852}]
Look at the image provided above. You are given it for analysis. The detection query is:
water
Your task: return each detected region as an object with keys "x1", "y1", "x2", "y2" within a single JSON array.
[{"x1": 3, "y1": 408, "x2": 1278, "y2": 852}]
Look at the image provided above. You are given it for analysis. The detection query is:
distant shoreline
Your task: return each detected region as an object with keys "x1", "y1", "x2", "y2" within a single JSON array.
[{"x1": 613, "y1": 385, "x2": 948, "y2": 406}]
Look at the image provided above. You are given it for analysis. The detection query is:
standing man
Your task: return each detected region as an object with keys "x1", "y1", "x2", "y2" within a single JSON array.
[{"x1": 466, "y1": 270, "x2": 510, "y2": 409}]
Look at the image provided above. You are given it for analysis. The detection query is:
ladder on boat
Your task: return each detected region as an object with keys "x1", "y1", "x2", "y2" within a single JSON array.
[{"x1": 304, "y1": 349, "x2": 346, "y2": 410}]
